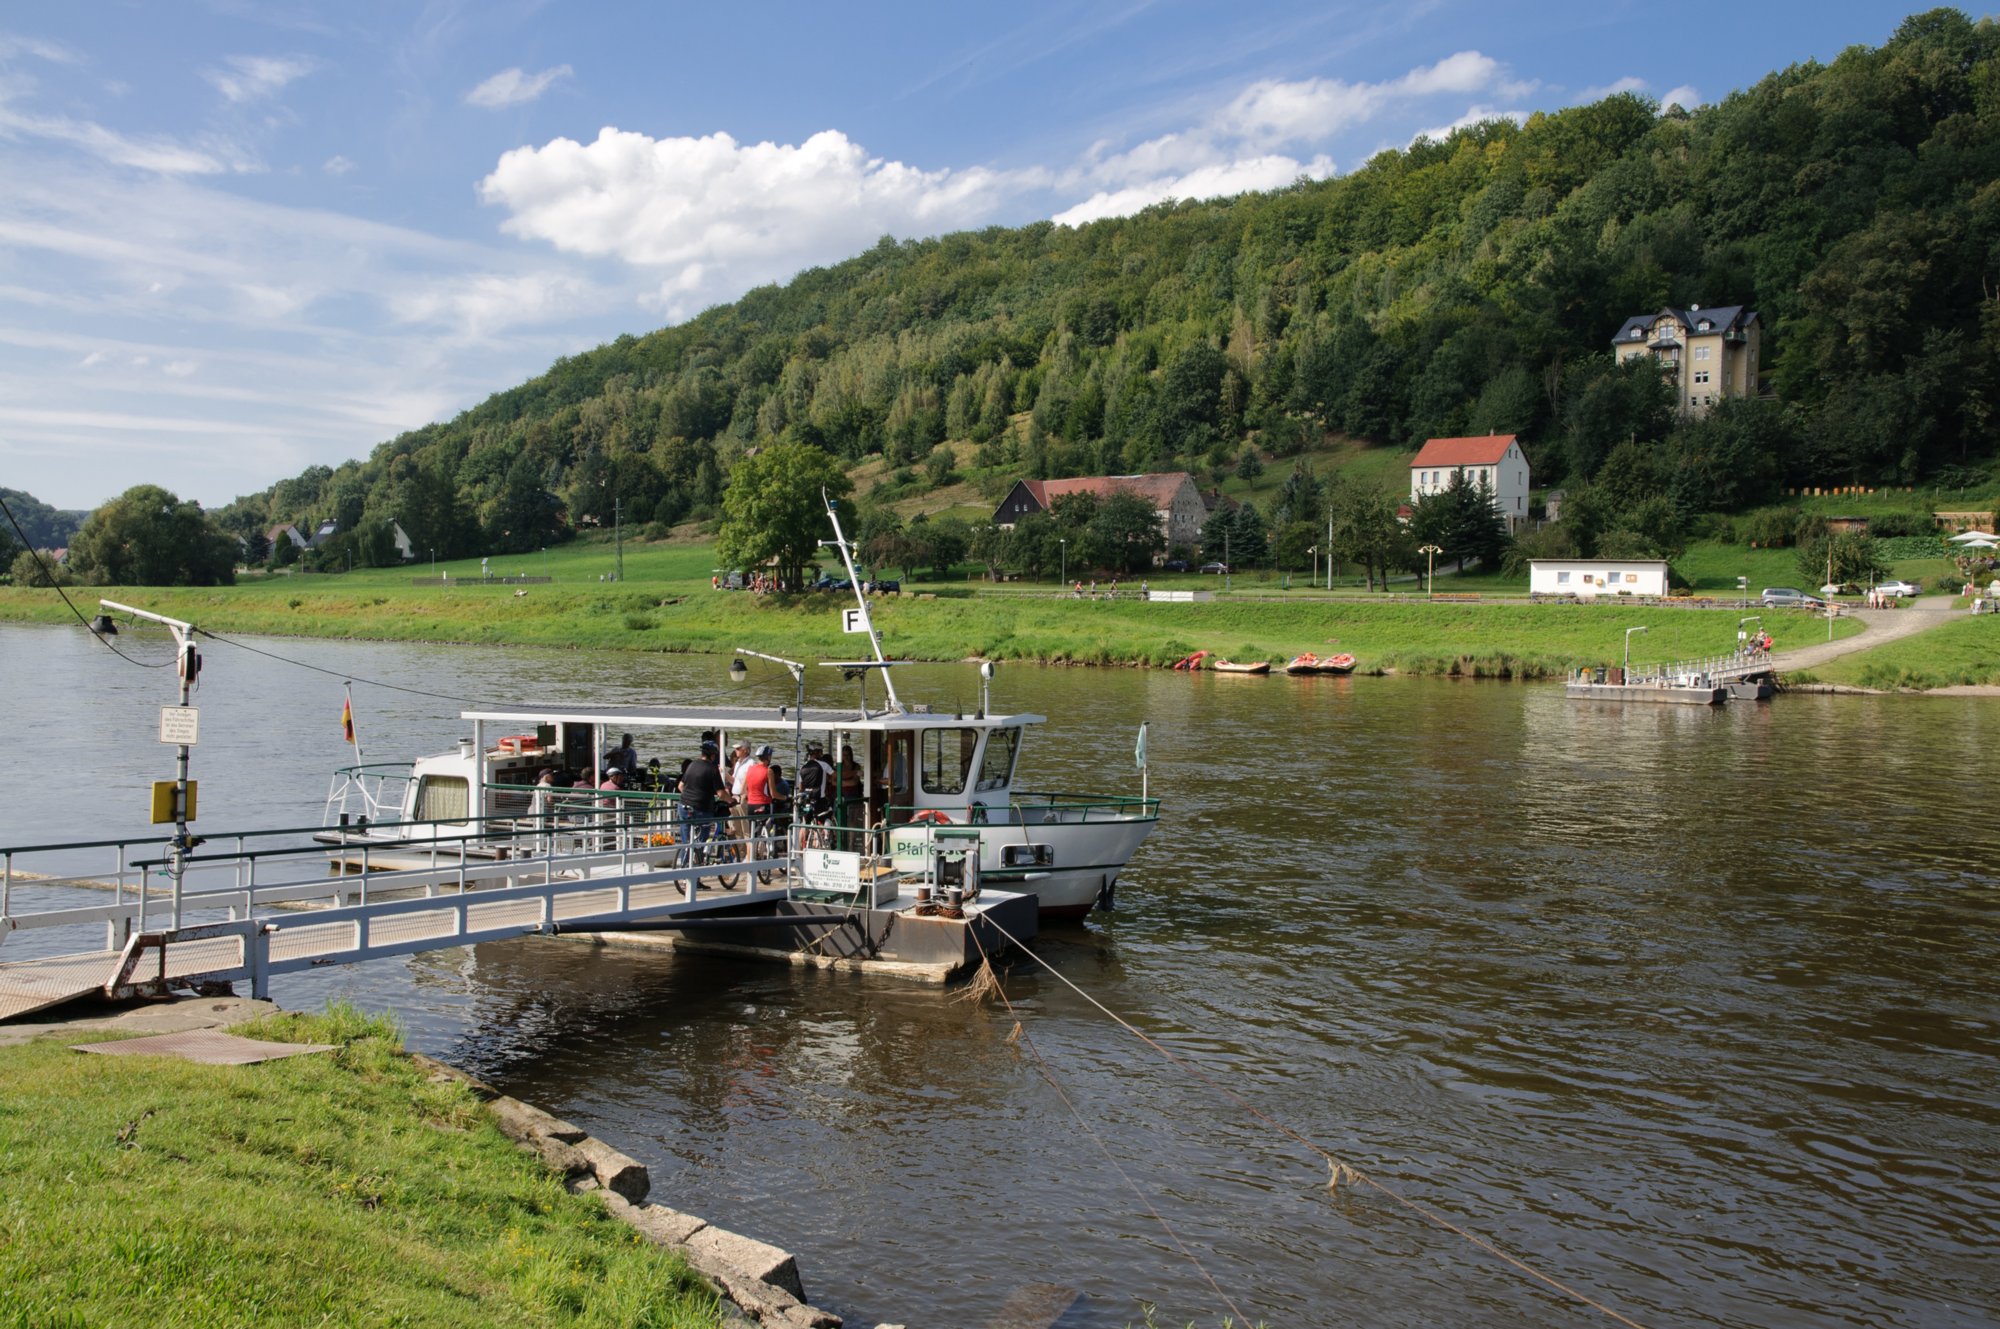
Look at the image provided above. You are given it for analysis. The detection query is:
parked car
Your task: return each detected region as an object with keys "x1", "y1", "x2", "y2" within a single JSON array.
[
  {"x1": 1761, "y1": 587, "x2": 1823, "y2": 609},
  {"x1": 1162, "y1": 558, "x2": 1191, "y2": 573},
  {"x1": 811, "y1": 574, "x2": 851, "y2": 592},
  {"x1": 1199, "y1": 561, "x2": 1229, "y2": 574},
  {"x1": 867, "y1": 578, "x2": 900, "y2": 594},
  {"x1": 1874, "y1": 579, "x2": 1921, "y2": 597}
]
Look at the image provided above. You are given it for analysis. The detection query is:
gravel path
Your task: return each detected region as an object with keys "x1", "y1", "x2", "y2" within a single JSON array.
[{"x1": 1768, "y1": 595, "x2": 1958, "y2": 673}]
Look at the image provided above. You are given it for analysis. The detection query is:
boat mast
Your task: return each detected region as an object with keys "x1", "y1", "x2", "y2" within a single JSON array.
[{"x1": 820, "y1": 493, "x2": 902, "y2": 714}]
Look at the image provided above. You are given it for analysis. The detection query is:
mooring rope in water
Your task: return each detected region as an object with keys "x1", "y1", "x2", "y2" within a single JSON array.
[
  {"x1": 965, "y1": 930, "x2": 1254, "y2": 1327},
  {"x1": 975, "y1": 914, "x2": 1656, "y2": 1329}
]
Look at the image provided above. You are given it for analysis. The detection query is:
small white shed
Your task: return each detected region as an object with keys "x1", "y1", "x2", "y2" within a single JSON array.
[{"x1": 1530, "y1": 558, "x2": 1670, "y2": 599}]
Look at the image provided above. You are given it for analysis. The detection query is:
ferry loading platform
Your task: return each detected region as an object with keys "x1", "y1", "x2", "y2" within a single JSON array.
[{"x1": 0, "y1": 819, "x2": 1035, "y2": 1023}]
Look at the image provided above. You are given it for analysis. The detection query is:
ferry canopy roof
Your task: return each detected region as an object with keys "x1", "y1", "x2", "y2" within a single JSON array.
[{"x1": 459, "y1": 703, "x2": 1041, "y2": 734}]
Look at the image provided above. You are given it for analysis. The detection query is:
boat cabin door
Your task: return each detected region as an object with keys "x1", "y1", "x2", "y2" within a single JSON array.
[{"x1": 871, "y1": 731, "x2": 914, "y2": 825}]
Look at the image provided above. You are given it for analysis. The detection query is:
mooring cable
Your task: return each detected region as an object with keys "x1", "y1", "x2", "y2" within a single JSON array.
[
  {"x1": 195, "y1": 628, "x2": 484, "y2": 704},
  {"x1": 0, "y1": 493, "x2": 174, "y2": 669},
  {"x1": 966, "y1": 928, "x2": 1253, "y2": 1327},
  {"x1": 976, "y1": 913, "x2": 1655, "y2": 1329}
]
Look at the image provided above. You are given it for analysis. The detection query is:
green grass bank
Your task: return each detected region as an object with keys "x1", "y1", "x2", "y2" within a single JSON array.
[
  {"x1": 1, "y1": 529, "x2": 1889, "y2": 679},
  {"x1": 0, "y1": 1005, "x2": 723, "y2": 1329},
  {"x1": 0, "y1": 577, "x2": 1858, "y2": 679},
  {"x1": 1791, "y1": 612, "x2": 2000, "y2": 689}
]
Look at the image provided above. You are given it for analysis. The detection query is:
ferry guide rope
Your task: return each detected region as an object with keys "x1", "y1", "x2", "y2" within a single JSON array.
[
  {"x1": 973, "y1": 914, "x2": 1656, "y2": 1329},
  {"x1": 0, "y1": 493, "x2": 174, "y2": 670},
  {"x1": 195, "y1": 628, "x2": 483, "y2": 704},
  {"x1": 964, "y1": 930, "x2": 1253, "y2": 1327}
]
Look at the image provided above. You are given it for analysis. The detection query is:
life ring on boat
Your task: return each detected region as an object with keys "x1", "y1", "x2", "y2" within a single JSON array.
[{"x1": 910, "y1": 809, "x2": 953, "y2": 825}]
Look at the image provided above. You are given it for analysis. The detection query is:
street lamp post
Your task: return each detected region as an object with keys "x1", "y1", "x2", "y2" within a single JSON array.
[
  {"x1": 1059, "y1": 538, "x2": 1067, "y2": 593},
  {"x1": 1624, "y1": 624, "x2": 1648, "y2": 680},
  {"x1": 1307, "y1": 546, "x2": 1317, "y2": 591},
  {"x1": 1418, "y1": 544, "x2": 1442, "y2": 599},
  {"x1": 430, "y1": 548, "x2": 436, "y2": 581},
  {"x1": 541, "y1": 546, "x2": 548, "y2": 582},
  {"x1": 1224, "y1": 529, "x2": 1230, "y2": 592}
]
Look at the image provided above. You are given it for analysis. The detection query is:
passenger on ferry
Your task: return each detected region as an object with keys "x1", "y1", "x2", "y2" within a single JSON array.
[
  {"x1": 678, "y1": 741, "x2": 726, "y2": 860},
  {"x1": 742, "y1": 744, "x2": 775, "y2": 835},
  {"x1": 605, "y1": 733, "x2": 639, "y2": 777}
]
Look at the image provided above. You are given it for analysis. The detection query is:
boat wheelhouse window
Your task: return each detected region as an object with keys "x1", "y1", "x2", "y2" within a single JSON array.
[
  {"x1": 414, "y1": 775, "x2": 470, "y2": 823},
  {"x1": 920, "y1": 727, "x2": 979, "y2": 795},
  {"x1": 975, "y1": 728, "x2": 1020, "y2": 792}
]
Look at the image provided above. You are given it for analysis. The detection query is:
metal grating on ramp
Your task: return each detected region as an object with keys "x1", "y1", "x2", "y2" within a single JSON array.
[{"x1": 0, "y1": 951, "x2": 121, "y2": 1023}]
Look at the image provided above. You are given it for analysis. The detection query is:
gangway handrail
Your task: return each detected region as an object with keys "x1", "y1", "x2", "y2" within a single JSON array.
[{"x1": 3, "y1": 827, "x2": 782, "y2": 936}]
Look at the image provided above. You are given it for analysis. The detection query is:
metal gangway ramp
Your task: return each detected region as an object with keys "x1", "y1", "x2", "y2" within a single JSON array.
[{"x1": 0, "y1": 818, "x2": 787, "y2": 1022}]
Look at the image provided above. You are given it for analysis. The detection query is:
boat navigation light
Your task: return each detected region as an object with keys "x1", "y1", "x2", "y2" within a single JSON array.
[{"x1": 728, "y1": 657, "x2": 749, "y2": 683}]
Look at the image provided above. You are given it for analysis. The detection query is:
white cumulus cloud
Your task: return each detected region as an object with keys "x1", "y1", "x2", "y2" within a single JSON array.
[
  {"x1": 1660, "y1": 84, "x2": 1701, "y2": 110},
  {"x1": 322, "y1": 154, "x2": 354, "y2": 175},
  {"x1": 479, "y1": 126, "x2": 1034, "y2": 318},
  {"x1": 204, "y1": 54, "x2": 313, "y2": 104},
  {"x1": 465, "y1": 65, "x2": 572, "y2": 109}
]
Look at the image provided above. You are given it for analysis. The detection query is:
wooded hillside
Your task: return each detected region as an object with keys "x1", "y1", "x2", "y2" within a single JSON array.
[{"x1": 218, "y1": 10, "x2": 2000, "y2": 567}]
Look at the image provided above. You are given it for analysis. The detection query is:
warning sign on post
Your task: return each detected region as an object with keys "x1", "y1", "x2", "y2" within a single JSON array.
[
  {"x1": 842, "y1": 608, "x2": 868, "y2": 634},
  {"x1": 159, "y1": 706, "x2": 200, "y2": 745}
]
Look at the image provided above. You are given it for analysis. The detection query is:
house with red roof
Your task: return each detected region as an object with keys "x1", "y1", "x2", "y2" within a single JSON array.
[
  {"x1": 1409, "y1": 434, "x2": 1531, "y2": 531},
  {"x1": 992, "y1": 471, "x2": 1206, "y2": 555}
]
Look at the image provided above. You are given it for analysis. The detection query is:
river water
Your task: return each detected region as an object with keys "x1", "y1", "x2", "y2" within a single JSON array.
[{"x1": 2, "y1": 621, "x2": 1995, "y2": 1328}]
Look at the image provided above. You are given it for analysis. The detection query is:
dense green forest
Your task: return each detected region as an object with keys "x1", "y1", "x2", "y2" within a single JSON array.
[{"x1": 213, "y1": 10, "x2": 1998, "y2": 570}]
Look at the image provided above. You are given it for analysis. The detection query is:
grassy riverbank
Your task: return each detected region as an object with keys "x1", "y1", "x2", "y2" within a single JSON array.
[
  {"x1": 1791, "y1": 613, "x2": 2000, "y2": 689},
  {"x1": 0, "y1": 1005, "x2": 723, "y2": 1329},
  {"x1": 0, "y1": 576, "x2": 1860, "y2": 678},
  {"x1": 0, "y1": 533, "x2": 1866, "y2": 678}
]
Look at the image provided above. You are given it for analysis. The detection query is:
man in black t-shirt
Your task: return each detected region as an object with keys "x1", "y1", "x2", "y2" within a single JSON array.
[{"x1": 677, "y1": 740, "x2": 726, "y2": 863}]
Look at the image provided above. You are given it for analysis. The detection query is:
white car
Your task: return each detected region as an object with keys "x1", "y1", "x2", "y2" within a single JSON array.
[{"x1": 1874, "y1": 579, "x2": 1920, "y2": 597}]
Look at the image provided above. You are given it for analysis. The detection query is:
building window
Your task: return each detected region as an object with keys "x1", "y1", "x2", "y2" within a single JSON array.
[
  {"x1": 1694, "y1": 346, "x2": 1709, "y2": 361},
  {"x1": 1694, "y1": 370, "x2": 1710, "y2": 385},
  {"x1": 1557, "y1": 571, "x2": 1571, "y2": 584},
  {"x1": 1691, "y1": 395, "x2": 1700, "y2": 406}
]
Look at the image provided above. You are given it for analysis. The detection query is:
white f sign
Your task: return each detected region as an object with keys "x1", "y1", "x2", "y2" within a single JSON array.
[{"x1": 842, "y1": 608, "x2": 868, "y2": 634}]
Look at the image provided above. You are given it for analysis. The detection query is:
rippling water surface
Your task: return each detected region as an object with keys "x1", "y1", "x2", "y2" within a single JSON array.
[{"x1": 3, "y1": 622, "x2": 1995, "y2": 1327}]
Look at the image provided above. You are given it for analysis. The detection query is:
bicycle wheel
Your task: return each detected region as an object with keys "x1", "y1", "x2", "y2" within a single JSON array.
[{"x1": 703, "y1": 832, "x2": 744, "y2": 890}]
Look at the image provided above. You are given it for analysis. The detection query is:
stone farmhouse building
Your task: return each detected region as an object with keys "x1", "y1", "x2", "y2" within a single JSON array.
[{"x1": 1612, "y1": 304, "x2": 1762, "y2": 416}]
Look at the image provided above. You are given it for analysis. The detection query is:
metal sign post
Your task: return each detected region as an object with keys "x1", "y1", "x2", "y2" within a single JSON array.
[{"x1": 102, "y1": 599, "x2": 200, "y2": 931}]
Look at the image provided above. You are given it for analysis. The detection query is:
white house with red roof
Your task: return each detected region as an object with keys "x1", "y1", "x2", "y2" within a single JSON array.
[
  {"x1": 992, "y1": 471, "x2": 1206, "y2": 554},
  {"x1": 1409, "y1": 434, "x2": 1531, "y2": 531}
]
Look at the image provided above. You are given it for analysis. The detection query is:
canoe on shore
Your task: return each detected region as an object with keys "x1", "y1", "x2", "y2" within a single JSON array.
[
  {"x1": 1285, "y1": 653, "x2": 1357, "y2": 675},
  {"x1": 1210, "y1": 659, "x2": 1270, "y2": 675}
]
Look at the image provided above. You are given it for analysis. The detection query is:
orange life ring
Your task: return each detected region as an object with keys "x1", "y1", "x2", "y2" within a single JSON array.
[{"x1": 910, "y1": 809, "x2": 953, "y2": 825}]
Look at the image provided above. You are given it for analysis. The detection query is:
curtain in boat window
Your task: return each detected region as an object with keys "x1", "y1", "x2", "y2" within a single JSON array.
[{"x1": 415, "y1": 775, "x2": 470, "y2": 823}]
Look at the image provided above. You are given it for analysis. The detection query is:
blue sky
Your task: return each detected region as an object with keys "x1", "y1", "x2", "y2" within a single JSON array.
[{"x1": 0, "y1": 1, "x2": 1932, "y2": 511}]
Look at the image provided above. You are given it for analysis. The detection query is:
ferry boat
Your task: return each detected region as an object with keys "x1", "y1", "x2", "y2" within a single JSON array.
[{"x1": 319, "y1": 505, "x2": 1160, "y2": 919}]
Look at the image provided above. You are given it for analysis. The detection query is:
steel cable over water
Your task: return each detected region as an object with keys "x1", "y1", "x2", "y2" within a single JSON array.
[
  {"x1": 974, "y1": 913, "x2": 1656, "y2": 1329},
  {"x1": 964, "y1": 929, "x2": 1252, "y2": 1327}
]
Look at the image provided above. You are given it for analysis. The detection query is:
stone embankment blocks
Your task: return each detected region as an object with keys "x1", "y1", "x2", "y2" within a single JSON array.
[{"x1": 414, "y1": 1053, "x2": 847, "y2": 1328}]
